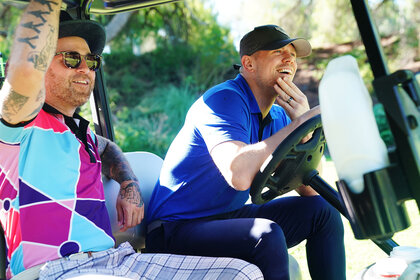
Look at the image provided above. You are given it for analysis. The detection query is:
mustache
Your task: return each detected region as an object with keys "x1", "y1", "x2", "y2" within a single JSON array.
[
  {"x1": 72, "y1": 74, "x2": 93, "y2": 84},
  {"x1": 275, "y1": 64, "x2": 294, "y2": 71}
]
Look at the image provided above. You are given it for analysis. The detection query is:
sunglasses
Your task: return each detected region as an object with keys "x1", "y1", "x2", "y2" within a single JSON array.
[{"x1": 55, "y1": 51, "x2": 102, "y2": 71}]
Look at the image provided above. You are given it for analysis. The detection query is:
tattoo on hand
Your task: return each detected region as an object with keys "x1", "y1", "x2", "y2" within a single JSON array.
[
  {"x1": 3, "y1": 90, "x2": 29, "y2": 120},
  {"x1": 120, "y1": 183, "x2": 144, "y2": 207}
]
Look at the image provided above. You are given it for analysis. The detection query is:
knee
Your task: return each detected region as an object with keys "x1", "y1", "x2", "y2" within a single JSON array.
[
  {"x1": 250, "y1": 219, "x2": 289, "y2": 275},
  {"x1": 313, "y1": 197, "x2": 344, "y2": 235},
  {"x1": 250, "y1": 218, "x2": 286, "y2": 250}
]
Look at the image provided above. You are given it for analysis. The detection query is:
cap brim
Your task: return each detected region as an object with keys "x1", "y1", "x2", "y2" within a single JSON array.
[
  {"x1": 290, "y1": 38, "x2": 312, "y2": 58},
  {"x1": 59, "y1": 20, "x2": 106, "y2": 54},
  {"x1": 261, "y1": 38, "x2": 312, "y2": 58}
]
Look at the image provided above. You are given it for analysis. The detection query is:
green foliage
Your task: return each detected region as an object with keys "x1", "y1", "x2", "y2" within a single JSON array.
[
  {"x1": 112, "y1": 84, "x2": 198, "y2": 157},
  {"x1": 0, "y1": 3, "x2": 23, "y2": 57}
]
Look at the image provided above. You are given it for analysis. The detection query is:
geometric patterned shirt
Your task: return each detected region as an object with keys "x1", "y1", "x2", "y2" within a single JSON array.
[{"x1": 0, "y1": 104, "x2": 114, "y2": 279}]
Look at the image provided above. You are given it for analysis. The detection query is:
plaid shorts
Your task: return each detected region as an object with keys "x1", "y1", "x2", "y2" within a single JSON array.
[{"x1": 38, "y1": 242, "x2": 263, "y2": 280}]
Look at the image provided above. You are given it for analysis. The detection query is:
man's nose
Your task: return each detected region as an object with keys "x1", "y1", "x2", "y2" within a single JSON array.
[
  {"x1": 282, "y1": 52, "x2": 295, "y2": 63},
  {"x1": 76, "y1": 57, "x2": 91, "y2": 73}
]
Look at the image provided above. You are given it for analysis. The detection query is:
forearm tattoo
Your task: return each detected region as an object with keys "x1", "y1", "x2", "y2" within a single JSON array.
[
  {"x1": 22, "y1": 90, "x2": 45, "y2": 120},
  {"x1": 102, "y1": 144, "x2": 136, "y2": 182},
  {"x1": 100, "y1": 141, "x2": 144, "y2": 207},
  {"x1": 28, "y1": 25, "x2": 55, "y2": 71},
  {"x1": 18, "y1": 0, "x2": 58, "y2": 70},
  {"x1": 17, "y1": 36, "x2": 39, "y2": 49},
  {"x1": 119, "y1": 182, "x2": 144, "y2": 207},
  {"x1": 99, "y1": 139, "x2": 137, "y2": 177},
  {"x1": 34, "y1": 0, "x2": 57, "y2": 12},
  {"x1": 2, "y1": 90, "x2": 29, "y2": 120},
  {"x1": 28, "y1": 10, "x2": 49, "y2": 23}
]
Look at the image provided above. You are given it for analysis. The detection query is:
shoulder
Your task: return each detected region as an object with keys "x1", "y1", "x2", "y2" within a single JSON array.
[{"x1": 201, "y1": 79, "x2": 249, "y2": 110}]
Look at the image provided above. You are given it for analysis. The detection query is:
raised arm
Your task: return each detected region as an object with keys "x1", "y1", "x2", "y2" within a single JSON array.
[
  {"x1": 0, "y1": 0, "x2": 61, "y2": 125},
  {"x1": 97, "y1": 135, "x2": 144, "y2": 232}
]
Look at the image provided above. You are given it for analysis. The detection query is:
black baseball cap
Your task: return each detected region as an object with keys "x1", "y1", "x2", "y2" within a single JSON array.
[
  {"x1": 59, "y1": 11, "x2": 106, "y2": 55},
  {"x1": 239, "y1": 25, "x2": 311, "y2": 58}
]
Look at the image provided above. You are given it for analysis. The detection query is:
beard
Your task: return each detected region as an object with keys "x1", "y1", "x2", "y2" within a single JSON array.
[
  {"x1": 46, "y1": 71, "x2": 94, "y2": 109},
  {"x1": 254, "y1": 71, "x2": 279, "y2": 98}
]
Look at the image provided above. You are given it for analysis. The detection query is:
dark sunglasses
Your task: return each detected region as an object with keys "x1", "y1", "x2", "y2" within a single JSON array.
[{"x1": 55, "y1": 51, "x2": 102, "y2": 71}]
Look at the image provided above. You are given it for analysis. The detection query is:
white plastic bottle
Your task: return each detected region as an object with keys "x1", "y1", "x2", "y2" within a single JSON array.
[{"x1": 319, "y1": 55, "x2": 389, "y2": 194}]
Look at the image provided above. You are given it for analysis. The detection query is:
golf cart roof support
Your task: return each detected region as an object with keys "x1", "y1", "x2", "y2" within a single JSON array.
[
  {"x1": 350, "y1": 0, "x2": 389, "y2": 79},
  {"x1": 349, "y1": 0, "x2": 420, "y2": 228},
  {"x1": 91, "y1": 67, "x2": 115, "y2": 141}
]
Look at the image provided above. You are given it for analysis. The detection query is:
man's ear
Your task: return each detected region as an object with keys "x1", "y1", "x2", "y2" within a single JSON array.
[{"x1": 240, "y1": 55, "x2": 254, "y2": 73}]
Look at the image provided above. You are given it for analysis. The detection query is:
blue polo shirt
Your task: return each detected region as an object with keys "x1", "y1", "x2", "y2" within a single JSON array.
[{"x1": 147, "y1": 74, "x2": 291, "y2": 222}]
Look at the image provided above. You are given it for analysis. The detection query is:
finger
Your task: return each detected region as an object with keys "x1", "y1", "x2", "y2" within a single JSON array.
[
  {"x1": 277, "y1": 79, "x2": 308, "y2": 108},
  {"x1": 117, "y1": 203, "x2": 123, "y2": 226},
  {"x1": 138, "y1": 206, "x2": 145, "y2": 225},
  {"x1": 277, "y1": 78, "x2": 298, "y2": 99},
  {"x1": 274, "y1": 84, "x2": 293, "y2": 105},
  {"x1": 123, "y1": 208, "x2": 132, "y2": 230},
  {"x1": 129, "y1": 211, "x2": 137, "y2": 228},
  {"x1": 279, "y1": 78, "x2": 305, "y2": 99}
]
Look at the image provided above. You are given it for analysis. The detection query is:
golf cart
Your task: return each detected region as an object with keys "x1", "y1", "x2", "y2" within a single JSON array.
[{"x1": 0, "y1": 0, "x2": 419, "y2": 279}]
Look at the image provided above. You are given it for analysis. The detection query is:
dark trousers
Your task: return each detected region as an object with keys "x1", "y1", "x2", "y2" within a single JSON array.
[{"x1": 146, "y1": 195, "x2": 346, "y2": 280}]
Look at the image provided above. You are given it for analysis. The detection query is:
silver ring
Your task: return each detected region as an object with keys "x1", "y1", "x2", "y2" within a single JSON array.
[{"x1": 286, "y1": 96, "x2": 293, "y2": 104}]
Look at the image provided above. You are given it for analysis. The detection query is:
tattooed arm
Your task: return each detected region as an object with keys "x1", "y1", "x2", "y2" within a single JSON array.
[
  {"x1": 0, "y1": 0, "x2": 61, "y2": 125},
  {"x1": 97, "y1": 135, "x2": 145, "y2": 232}
]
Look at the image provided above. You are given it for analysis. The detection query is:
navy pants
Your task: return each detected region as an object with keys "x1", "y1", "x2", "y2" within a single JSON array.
[{"x1": 146, "y1": 195, "x2": 346, "y2": 280}]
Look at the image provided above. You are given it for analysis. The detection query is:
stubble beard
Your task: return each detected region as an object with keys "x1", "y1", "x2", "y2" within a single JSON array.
[
  {"x1": 255, "y1": 72, "x2": 279, "y2": 99},
  {"x1": 48, "y1": 73, "x2": 94, "y2": 109}
]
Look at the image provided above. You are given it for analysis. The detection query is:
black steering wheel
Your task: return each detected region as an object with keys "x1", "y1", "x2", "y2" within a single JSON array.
[{"x1": 250, "y1": 114, "x2": 325, "y2": 204}]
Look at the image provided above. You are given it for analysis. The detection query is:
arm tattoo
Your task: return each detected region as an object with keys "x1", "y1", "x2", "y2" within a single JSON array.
[
  {"x1": 96, "y1": 135, "x2": 109, "y2": 155},
  {"x1": 18, "y1": 35, "x2": 39, "y2": 49},
  {"x1": 27, "y1": 25, "x2": 55, "y2": 71},
  {"x1": 99, "y1": 137, "x2": 137, "y2": 182},
  {"x1": 2, "y1": 90, "x2": 29, "y2": 120},
  {"x1": 119, "y1": 182, "x2": 144, "y2": 207},
  {"x1": 22, "y1": 90, "x2": 45, "y2": 120},
  {"x1": 22, "y1": 21, "x2": 43, "y2": 34},
  {"x1": 28, "y1": 10, "x2": 49, "y2": 23},
  {"x1": 101, "y1": 144, "x2": 136, "y2": 182},
  {"x1": 34, "y1": 0, "x2": 58, "y2": 12},
  {"x1": 98, "y1": 138, "x2": 143, "y2": 206}
]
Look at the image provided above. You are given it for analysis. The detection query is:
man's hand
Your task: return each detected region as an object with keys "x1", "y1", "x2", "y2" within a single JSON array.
[
  {"x1": 295, "y1": 185, "x2": 318, "y2": 196},
  {"x1": 275, "y1": 78, "x2": 316, "y2": 142},
  {"x1": 274, "y1": 77, "x2": 310, "y2": 120},
  {"x1": 98, "y1": 136, "x2": 145, "y2": 232},
  {"x1": 116, "y1": 180, "x2": 144, "y2": 232}
]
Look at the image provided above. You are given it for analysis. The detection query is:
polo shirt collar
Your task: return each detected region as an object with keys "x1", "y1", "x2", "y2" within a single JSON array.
[
  {"x1": 42, "y1": 103, "x2": 96, "y2": 163},
  {"x1": 234, "y1": 74, "x2": 261, "y2": 115}
]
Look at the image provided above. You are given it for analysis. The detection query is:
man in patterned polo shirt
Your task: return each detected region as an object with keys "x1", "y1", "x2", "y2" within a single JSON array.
[{"x1": 0, "y1": 0, "x2": 263, "y2": 279}]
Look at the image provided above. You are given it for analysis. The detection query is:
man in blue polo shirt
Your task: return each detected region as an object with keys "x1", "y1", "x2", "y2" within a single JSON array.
[{"x1": 146, "y1": 25, "x2": 346, "y2": 280}]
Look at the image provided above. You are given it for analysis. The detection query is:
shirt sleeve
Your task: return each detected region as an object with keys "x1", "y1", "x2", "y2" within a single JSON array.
[
  {"x1": 193, "y1": 88, "x2": 251, "y2": 152},
  {"x1": 0, "y1": 119, "x2": 26, "y2": 144}
]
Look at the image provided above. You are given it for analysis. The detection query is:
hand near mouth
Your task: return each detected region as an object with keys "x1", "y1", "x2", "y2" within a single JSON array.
[{"x1": 274, "y1": 77, "x2": 310, "y2": 120}]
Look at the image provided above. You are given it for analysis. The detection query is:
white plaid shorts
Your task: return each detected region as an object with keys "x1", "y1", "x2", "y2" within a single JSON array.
[{"x1": 38, "y1": 242, "x2": 264, "y2": 280}]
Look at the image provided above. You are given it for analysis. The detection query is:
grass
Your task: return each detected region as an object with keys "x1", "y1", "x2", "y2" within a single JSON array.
[{"x1": 289, "y1": 160, "x2": 420, "y2": 279}]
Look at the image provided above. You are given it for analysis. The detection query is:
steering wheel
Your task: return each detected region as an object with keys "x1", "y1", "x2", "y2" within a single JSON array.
[{"x1": 250, "y1": 114, "x2": 325, "y2": 204}]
